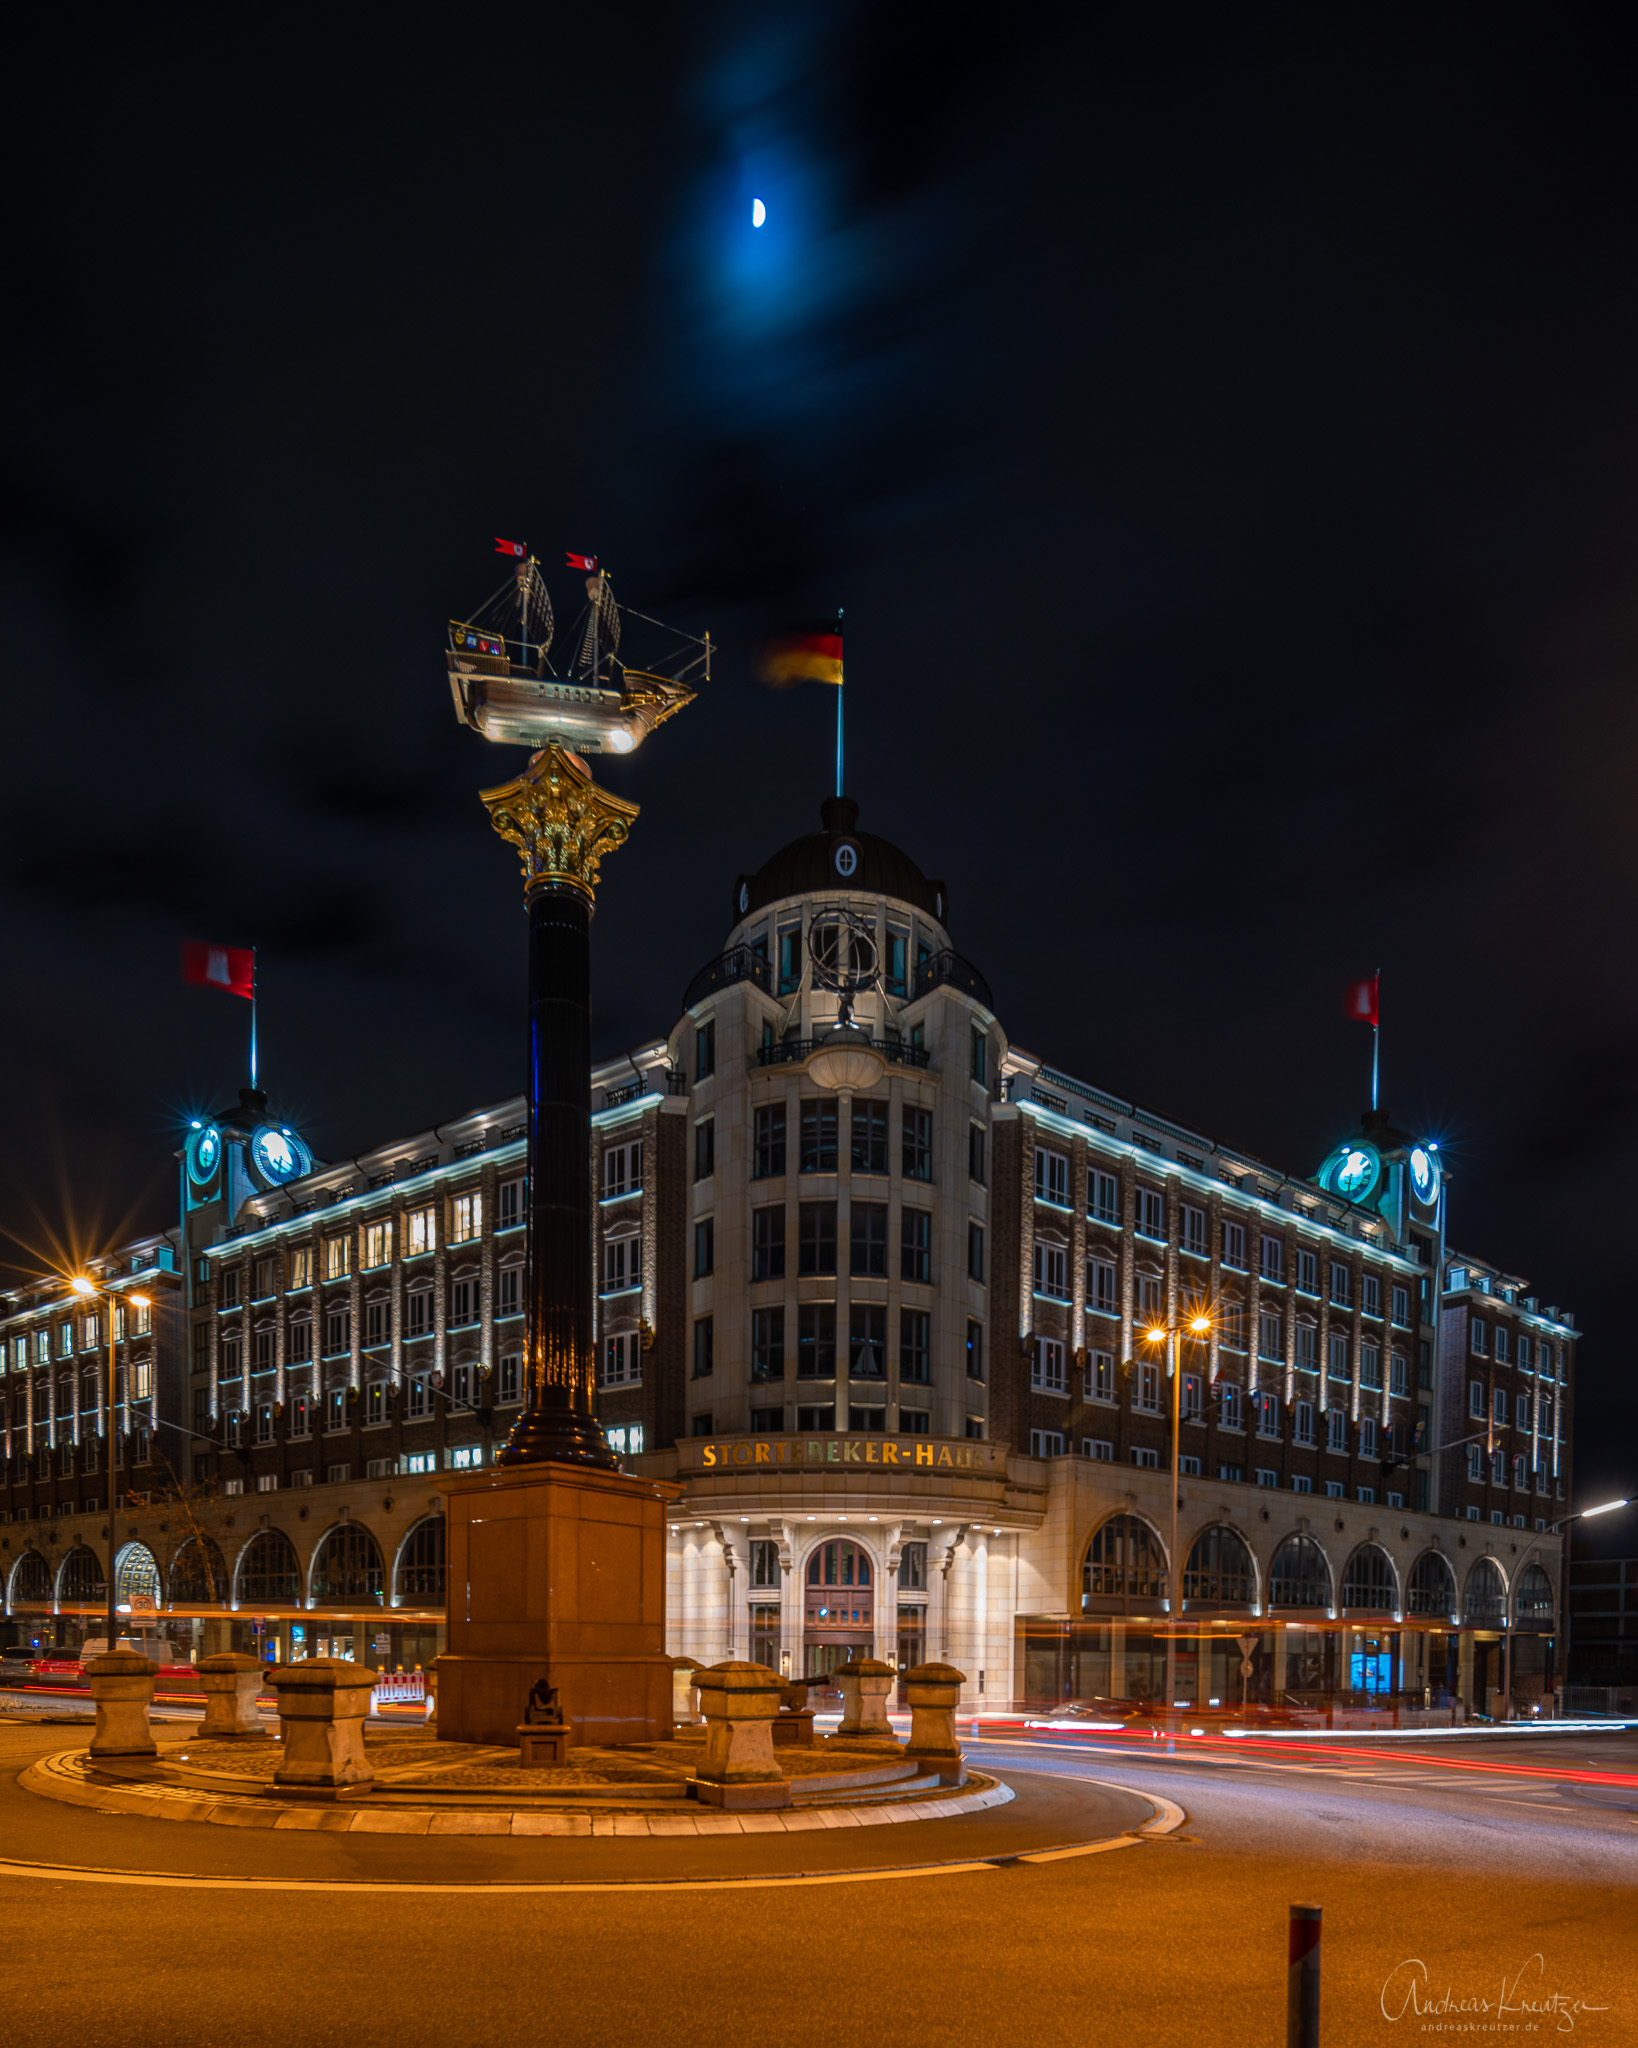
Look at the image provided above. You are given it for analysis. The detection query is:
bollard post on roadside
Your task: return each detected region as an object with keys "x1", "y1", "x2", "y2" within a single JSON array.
[{"x1": 1287, "y1": 1903, "x2": 1322, "y2": 2048}]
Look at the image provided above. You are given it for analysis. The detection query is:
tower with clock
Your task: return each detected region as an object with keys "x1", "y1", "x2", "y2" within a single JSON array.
[
  {"x1": 1315, "y1": 1108, "x2": 1445, "y2": 1249},
  {"x1": 179, "y1": 1087, "x2": 319, "y2": 1275}
]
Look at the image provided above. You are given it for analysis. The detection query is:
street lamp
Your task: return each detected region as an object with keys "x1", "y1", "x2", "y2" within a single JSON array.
[
  {"x1": 70, "y1": 1275, "x2": 151, "y2": 1664},
  {"x1": 1141, "y1": 1309, "x2": 1213, "y2": 1728},
  {"x1": 1502, "y1": 1494, "x2": 1630, "y2": 1721}
]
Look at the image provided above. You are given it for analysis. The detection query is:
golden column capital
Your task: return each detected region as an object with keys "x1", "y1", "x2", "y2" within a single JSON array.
[{"x1": 479, "y1": 744, "x2": 640, "y2": 903}]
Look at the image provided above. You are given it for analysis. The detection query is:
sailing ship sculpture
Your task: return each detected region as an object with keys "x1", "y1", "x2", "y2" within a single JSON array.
[{"x1": 446, "y1": 546, "x2": 707, "y2": 754}]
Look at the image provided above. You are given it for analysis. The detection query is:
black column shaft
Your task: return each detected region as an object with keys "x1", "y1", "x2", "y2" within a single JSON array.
[{"x1": 498, "y1": 886, "x2": 617, "y2": 1469}]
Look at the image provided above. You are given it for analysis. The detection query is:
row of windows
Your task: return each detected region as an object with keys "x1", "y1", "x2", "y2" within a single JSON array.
[
  {"x1": 1464, "y1": 1442, "x2": 1558, "y2": 1489},
  {"x1": 1467, "y1": 1321, "x2": 1560, "y2": 1376},
  {"x1": 213, "y1": 1357, "x2": 522, "y2": 1437},
  {"x1": 696, "y1": 1207, "x2": 986, "y2": 1283},
  {"x1": 692, "y1": 1310, "x2": 986, "y2": 1383},
  {"x1": 6, "y1": 1303, "x2": 153, "y2": 1368},
  {"x1": 690, "y1": 1406, "x2": 974, "y2": 1438},
  {"x1": 1034, "y1": 1345, "x2": 1405, "y2": 1449},
  {"x1": 736, "y1": 1102, "x2": 943, "y2": 1183},
  {"x1": 215, "y1": 1271, "x2": 524, "y2": 1369},
  {"x1": 217, "y1": 1188, "x2": 518, "y2": 1306},
  {"x1": 1468, "y1": 1381, "x2": 1556, "y2": 1432}
]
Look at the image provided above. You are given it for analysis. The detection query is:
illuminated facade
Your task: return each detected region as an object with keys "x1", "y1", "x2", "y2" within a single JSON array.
[{"x1": 0, "y1": 795, "x2": 1578, "y2": 1716}]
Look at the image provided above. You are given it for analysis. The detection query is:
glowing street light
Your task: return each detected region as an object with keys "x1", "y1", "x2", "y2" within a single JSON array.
[
  {"x1": 1502, "y1": 1494, "x2": 1632, "y2": 1720},
  {"x1": 72, "y1": 1275, "x2": 152, "y2": 1663},
  {"x1": 1140, "y1": 1305, "x2": 1215, "y2": 1729}
]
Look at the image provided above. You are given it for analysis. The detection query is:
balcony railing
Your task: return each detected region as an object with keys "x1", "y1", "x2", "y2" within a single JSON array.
[
  {"x1": 682, "y1": 945, "x2": 772, "y2": 1011},
  {"x1": 910, "y1": 949, "x2": 992, "y2": 1008},
  {"x1": 755, "y1": 1037, "x2": 931, "y2": 1070}
]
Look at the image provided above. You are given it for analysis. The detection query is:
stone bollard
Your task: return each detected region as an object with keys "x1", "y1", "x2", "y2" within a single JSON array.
[
  {"x1": 87, "y1": 1652, "x2": 159, "y2": 1760},
  {"x1": 671, "y1": 1654, "x2": 705, "y2": 1729},
  {"x1": 196, "y1": 1653, "x2": 269, "y2": 1738},
  {"x1": 693, "y1": 1660, "x2": 790, "y2": 1809},
  {"x1": 902, "y1": 1662, "x2": 967, "y2": 1786},
  {"x1": 836, "y1": 1657, "x2": 897, "y2": 1738},
  {"x1": 266, "y1": 1659, "x2": 378, "y2": 1796}
]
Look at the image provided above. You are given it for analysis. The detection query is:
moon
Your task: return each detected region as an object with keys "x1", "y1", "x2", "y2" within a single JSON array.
[{"x1": 751, "y1": 197, "x2": 766, "y2": 227}]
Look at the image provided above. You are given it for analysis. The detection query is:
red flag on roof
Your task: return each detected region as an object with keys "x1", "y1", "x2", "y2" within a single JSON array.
[
  {"x1": 566, "y1": 550, "x2": 598, "y2": 572},
  {"x1": 182, "y1": 942, "x2": 255, "y2": 1001},
  {"x1": 1344, "y1": 973, "x2": 1379, "y2": 1026},
  {"x1": 494, "y1": 537, "x2": 527, "y2": 558}
]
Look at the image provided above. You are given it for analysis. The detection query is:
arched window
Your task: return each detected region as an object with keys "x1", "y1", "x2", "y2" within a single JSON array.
[
  {"x1": 1268, "y1": 1534, "x2": 1331, "y2": 1611},
  {"x1": 310, "y1": 1524, "x2": 385, "y2": 1607},
  {"x1": 395, "y1": 1518, "x2": 445, "y2": 1604},
  {"x1": 57, "y1": 1545, "x2": 102, "y2": 1604},
  {"x1": 1341, "y1": 1544, "x2": 1398, "y2": 1614},
  {"x1": 1464, "y1": 1556, "x2": 1506, "y2": 1625},
  {"x1": 236, "y1": 1529, "x2": 302, "y2": 1607},
  {"x1": 170, "y1": 1535, "x2": 230, "y2": 1606},
  {"x1": 9, "y1": 1551, "x2": 52, "y2": 1607},
  {"x1": 1514, "y1": 1563, "x2": 1554, "y2": 1627},
  {"x1": 806, "y1": 1541, "x2": 872, "y2": 1588},
  {"x1": 1182, "y1": 1525, "x2": 1256, "y2": 1607},
  {"x1": 114, "y1": 1543, "x2": 161, "y2": 1610},
  {"x1": 1406, "y1": 1550, "x2": 1455, "y2": 1618},
  {"x1": 1081, "y1": 1514, "x2": 1167, "y2": 1606}
]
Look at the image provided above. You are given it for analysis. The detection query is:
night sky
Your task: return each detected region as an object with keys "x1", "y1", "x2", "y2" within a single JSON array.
[{"x1": 5, "y1": 9, "x2": 1635, "y2": 1519}]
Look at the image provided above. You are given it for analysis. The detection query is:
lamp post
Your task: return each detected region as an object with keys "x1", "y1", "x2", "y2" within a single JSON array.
[
  {"x1": 1140, "y1": 1310, "x2": 1212, "y2": 1728},
  {"x1": 1502, "y1": 1495, "x2": 1629, "y2": 1721},
  {"x1": 70, "y1": 1276, "x2": 151, "y2": 1660}
]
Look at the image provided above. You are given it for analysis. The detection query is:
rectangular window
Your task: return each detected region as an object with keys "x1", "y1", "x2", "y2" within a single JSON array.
[
  {"x1": 1084, "y1": 1437, "x2": 1114, "y2": 1461},
  {"x1": 1391, "y1": 1284, "x2": 1410, "y2": 1327},
  {"x1": 968, "y1": 1220, "x2": 985, "y2": 1283},
  {"x1": 497, "y1": 1353, "x2": 520, "y2": 1404},
  {"x1": 1491, "y1": 1446, "x2": 1506, "y2": 1486},
  {"x1": 751, "y1": 1205, "x2": 786, "y2": 1281},
  {"x1": 603, "y1": 1143, "x2": 642, "y2": 1199},
  {"x1": 896, "y1": 1407, "x2": 928, "y2": 1435},
  {"x1": 1326, "y1": 1409, "x2": 1347, "y2": 1453},
  {"x1": 364, "y1": 1384, "x2": 388, "y2": 1428},
  {"x1": 801, "y1": 1099, "x2": 839, "y2": 1173},
  {"x1": 1032, "y1": 1338, "x2": 1067, "y2": 1395},
  {"x1": 407, "y1": 1205, "x2": 434, "y2": 1257},
  {"x1": 1131, "y1": 1446, "x2": 1159, "y2": 1469},
  {"x1": 1087, "y1": 1349, "x2": 1116, "y2": 1402},
  {"x1": 325, "y1": 1235, "x2": 351, "y2": 1281},
  {"x1": 1088, "y1": 1259, "x2": 1117, "y2": 1316},
  {"x1": 968, "y1": 1122, "x2": 986, "y2": 1186},
  {"x1": 1137, "y1": 1272, "x2": 1163, "y2": 1325},
  {"x1": 1220, "y1": 1381, "x2": 1243, "y2": 1430},
  {"x1": 1034, "y1": 1148, "x2": 1069, "y2": 1206},
  {"x1": 794, "y1": 1404, "x2": 830, "y2": 1433},
  {"x1": 1180, "y1": 1203, "x2": 1206, "y2": 1256},
  {"x1": 902, "y1": 1107, "x2": 932, "y2": 1182},
  {"x1": 1258, "y1": 1311, "x2": 1282, "y2": 1362},
  {"x1": 1292, "y1": 1475, "x2": 1312, "y2": 1494},
  {"x1": 1029, "y1": 1429, "x2": 1065, "y2": 1458},
  {"x1": 288, "y1": 1392, "x2": 312, "y2": 1438},
  {"x1": 1182, "y1": 1372, "x2": 1202, "y2": 1421},
  {"x1": 1328, "y1": 1333, "x2": 1349, "y2": 1381},
  {"x1": 1089, "y1": 1169, "x2": 1119, "y2": 1223},
  {"x1": 1362, "y1": 1273, "x2": 1381, "y2": 1318},
  {"x1": 1467, "y1": 1443, "x2": 1483, "y2": 1481},
  {"x1": 753, "y1": 1105, "x2": 787, "y2": 1180},
  {"x1": 693, "y1": 1316, "x2": 714, "y2": 1378},
  {"x1": 1329, "y1": 1261, "x2": 1351, "y2": 1306},
  {"x1": 899, "y1": 1309, "x2": 930, "y2": 1384},
  {"x1": 694, "y1": 1118, "x2": 715, "y2": 1181},
  {"x1": 1297, "y1": 1248, "x2": 1318, "y2": 1295},
  {"x1": 405, "y1": 1290, "x2": 431, "y2": 1339},
  {"x1": 289, "y1": 1246, "x2": 313, "y2": 1290},
  {"x1": 694, "y1": 1218, "x2": 715, "y2": 1278},
  {"x1": 1516, "y1": 1334, "x2": 1532, "y2": 1373},
  {"x1": 603, "y1": 1236, "x2": 640, "y2": 1292},
  {"x1": 325, "y1": 1307, "x2": 351, "y2": 1355},
  {"x1": 1516, "y1": 1391, "x2": 1530, "y2": 1430},
  {"x1": 1135, "y1": 1360, "x2": 1160, "y2": 1412},
  {"x1": 498, "y1": 1176, "x2": 525, "y2": 1228},
  {"x1": 1492, "y1": 1386, "x2": 1507, "y2": 1426},
  {"x1": 851, "y1": 1202, "x2": 889, "y2": 1277},
  {"x1": 846, "y1": 1099, "x2": 888, "y2": 1174},
  {"x1": 449, "y1": 1279, "x2": 479, "y2": 1328},
  {"x1": 1135, "y1": 1188, "x2": 1164, "y2": 1240},
  {"x1": 799, "y1": 1202, "x2": 838, "y2": 1276},
  {"x1": 1217, "y1": 1464, "x2": 1243, "y2": 1484},
  {"x1": 601, "y1": 1333, "x2": 640, "y2": 1388},
  {"x1": 1293, "y1": 1322, "x2": 1317, "y2": 1373},
  {"x1": 1254, "y1": 1390, "x2": 1279, "y2": 1437},
  {"x1": 885, "y1": 927, "x2": 909, "y2": 996},
  {"x1": 695, "y1": 1019, "x2": 715, "y2": 1081},
  {"x1": 1469, "y1": 1378, "x2": 1485, "y2": 1418},
  {"x1": 1223, "y1": 1221, "x2": 1246, "y2": 1269},
  {"x1": 1218, "y1": 1298, "x2": 1244, "y2": 1350},
  {"x1": 220, "y1": 1269, "x2": 241, "y2": 1309},
  {"x1": 1360, "y1": 1417, "x2": 1378, "y2": 1458},
  {"x1": 778, "y1": 925, "x2": 802, "y2": 994},
  {"x1": 797, "y1": 1303, "x2": 836, "y2": 1378},
  {"x1": 966, "y1": 1319, "x2": 984, "y2": 1381},
  {"x1": 1260, "y1": 1235, "x2": 1284, "y2": 1283},
  {"x1": 971, "y1": 1026, "x2": 988, "y2": 1085},
  {"x1": 362, "y1": 1221, "x2": 391, "y2": 1270},
  {"x1": 450, "y1": 1192, "x2": 481, "y2": 1244},
  {"x1": 900, "y1": 1207, "x2": 932, "y2": 1284},
  {"x1": 849, "y1": 1304, "x2": 887, "y2": 1376},
  {"x1": 1033, "y1": 1240, "x2": 1068, "y2": 1300},
  {"x1": 751, "y1": 1306, "x2": 785, "y2": 1380},
  {"x1": 252, "y1": 1256, "x2": 275, "y2": 1299},
  {"x1": 1390, "y1": 1351, "x2": 1408, "y2": 1396},
  {"x1": 1359, "y1": 1343, "x2": 1382, "y2": 1390},
  {"x1": 1493, "y1": 1325, "x2": 1509, "y2": 1363},
  {"x1": 252, "y1": 1326, "x2": 275, "y2": 1371},
  {"x1": 220, "y1": 1334, "x2": 242, "y2": 1380},
  {"x1": 289, "y1": 1318, "x2": 314, "y2": 1361},
  {"x1": 497, "y1": 1265, "x2": 521, "y2": 1317}
]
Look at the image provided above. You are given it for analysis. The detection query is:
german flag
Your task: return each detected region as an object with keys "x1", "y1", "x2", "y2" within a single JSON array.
[{"x1": 758, "y1": 622, "x2": 843, "y2": 689}]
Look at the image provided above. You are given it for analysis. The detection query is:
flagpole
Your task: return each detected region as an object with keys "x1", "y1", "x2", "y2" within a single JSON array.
[
  {"x1": 251, "y1": 949, "x2": 258, "y2": 1093},
  {"x1": 1371, "y1": 966, "x2": 1380, "y2": 1113},
  {"x1": 835, "y1": 606, "x2": 844, "y2": 798}
]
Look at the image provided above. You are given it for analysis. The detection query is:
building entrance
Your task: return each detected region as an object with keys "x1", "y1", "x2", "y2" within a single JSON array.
[{"x1": 802, "y1": 1538, "x2": 874, "y2": 1682}]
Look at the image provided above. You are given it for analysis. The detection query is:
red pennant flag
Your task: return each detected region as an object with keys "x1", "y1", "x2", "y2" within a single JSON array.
[
  {"x1": 182, "y1": 942, "x2": 255, "y2": 1001},
  {"x1": 494, "y1": 537, "x2": 527, "y2": 558},
  {"x1": 1344, "y1": 973, "x2": 1379, "y2": 1027},
  {"x1": 566, "y1": 550, "x2": 598, "y2": 572}
]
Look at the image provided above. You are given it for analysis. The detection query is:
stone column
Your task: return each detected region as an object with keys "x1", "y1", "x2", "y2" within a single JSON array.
[
  {"x1": 693, "y1": 1660, "x2": 789, "y2": 1810},
  {"x1": 87, "y1": 1652, "x2": 158, "y2": 1759},
  {"x1": 902, "y1": 1661, "x2": 967, "y2": 1785},
  {"x1": 197, "y1": 1652, "x2": 268, "y2": 1737},
  {"x1": 836, "y1": 1656, "x2": 895, "y2": 1737},
  {"x1": 267, "y1": 1658, "x2": 378, "y2": 1794}
]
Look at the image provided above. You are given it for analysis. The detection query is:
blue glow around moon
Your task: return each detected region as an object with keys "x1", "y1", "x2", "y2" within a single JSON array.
[{"x1": 751, "y1": 197, "x2": 766, "y2": 226}]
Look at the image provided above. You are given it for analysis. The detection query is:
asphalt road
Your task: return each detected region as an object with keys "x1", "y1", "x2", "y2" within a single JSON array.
[{"x1": 0, "y1": 1712, "x2": 1633, "y2": 2048}]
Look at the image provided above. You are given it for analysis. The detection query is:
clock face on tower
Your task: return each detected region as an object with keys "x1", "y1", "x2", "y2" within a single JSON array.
[
  {"x1": 250, "y1": 1124, "x2": 311, "y2": 1186},
  {"x1": 1409, "y1": 1145, "x2": 1440, "y2": 1208},
  {"x1": 186, "y1": 1124, "x2": 221, "y2": 1185},
  {"x1": 1320, "y1": 1139, "x2": 1381, "y2": 1204}
]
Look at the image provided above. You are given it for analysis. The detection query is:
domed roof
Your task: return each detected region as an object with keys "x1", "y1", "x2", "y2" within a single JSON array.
[{"x1": 732, "y1": 797, "x2": 948, "y2": 927}]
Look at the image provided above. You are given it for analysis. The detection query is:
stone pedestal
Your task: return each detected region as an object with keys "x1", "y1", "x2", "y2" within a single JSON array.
[
  {"x1": 87, "y1": 1652, "x2": 158, "y2": 1760},
  {"x1": 196, "y1": 1653, "x2": 268, "y2": 1738},
  {"x1": 693, "y1": 1661, "x2": 790, "y2": 1810},
  {"x1": 903, "y1": 1661, "x2": 967, "y2": 1786},
  {"x1": 837, "y1": 1657, "x2": 896, "y2": 1737},
  {"x1": 434, "y1": 1459, "x2": 681, "y2": 1747},
  {"x1": 770, "y1": 1708, "x2": 816, "y2": 1747},
  {"x1": 267, "y1": 1659, "x2": 378, "y2": 1795},
  {"x1": 672, "y1": 1655, "x2": 705, "y2": 1729},
  {"x1": 517, "y1": 1722, "x2": 570, "y2": 1767}
]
